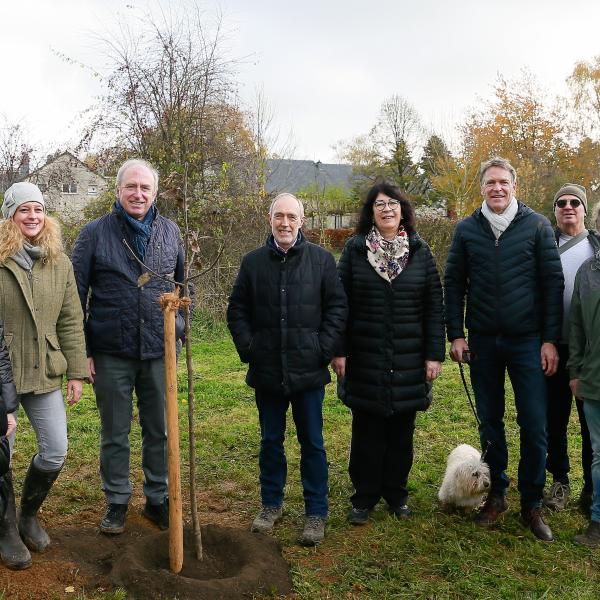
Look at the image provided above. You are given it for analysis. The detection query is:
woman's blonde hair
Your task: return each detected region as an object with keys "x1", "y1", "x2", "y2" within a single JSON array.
[{"x1": 0, "y1": 215, "x2": 63, "y2": 264}]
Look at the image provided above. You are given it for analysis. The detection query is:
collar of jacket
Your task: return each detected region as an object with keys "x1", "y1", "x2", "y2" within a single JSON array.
[
  {"x1": 266, "y1": 228, "x2": 306, "y2": 257},
  {"x1": 554, "y1": 227, "x2": 600, "y2": 246}
]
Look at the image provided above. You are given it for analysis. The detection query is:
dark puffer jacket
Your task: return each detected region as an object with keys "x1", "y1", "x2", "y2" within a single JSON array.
[
  {"x1": 337, "y1": 232, "x2": 445, "y2": 417},
  {"x1": 227, "y1": 233, "x2": 347, "y2": 395},
  {"x1": 445, "y1": 202, "x2": 563, "y2": 342},
  {"x1": 72, "y1": 206, "x2": 185, "y2": 360},
  {"x1": 0, "y1": 319, "x2": 17, "y2": 434}
]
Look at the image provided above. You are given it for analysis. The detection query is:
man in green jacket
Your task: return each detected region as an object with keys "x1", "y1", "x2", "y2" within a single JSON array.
[{"x1": 569, "y1": 201, "x2": 600, "y2": 547}]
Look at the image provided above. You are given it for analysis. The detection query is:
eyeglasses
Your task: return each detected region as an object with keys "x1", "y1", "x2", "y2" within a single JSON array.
[
  {"x1": 555, "y1": 198, "x2": 582, "y2": 209},
  {"x1": 374, "y1": 200, "x2": 400, "y2": 211}
]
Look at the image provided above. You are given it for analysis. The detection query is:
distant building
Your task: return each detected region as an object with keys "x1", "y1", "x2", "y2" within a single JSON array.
[
  {"x1": 266, "y1": 158, "x2": 357, "y2": 229},
  {"x1": 26, "y1": 151, "x2": 109, "y2": 218}
]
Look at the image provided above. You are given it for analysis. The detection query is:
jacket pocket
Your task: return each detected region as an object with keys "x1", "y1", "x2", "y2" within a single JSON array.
[
  {"x1": 45, "y1": 334, "x2": 68, "y2": 378},
  {"x1": 87, "y1": 308, "x2": 123, "y2": 353}
]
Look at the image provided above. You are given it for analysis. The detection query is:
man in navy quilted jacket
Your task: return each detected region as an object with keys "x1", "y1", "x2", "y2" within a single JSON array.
[
  {"x1": 72, "y1": 159, "x2": 185, "y2": 535},
  {"x1": 445, "y1": 157, "x2": 564, "y2": 541}
]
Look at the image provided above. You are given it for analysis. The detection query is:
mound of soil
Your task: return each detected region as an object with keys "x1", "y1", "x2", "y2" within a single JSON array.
[
  {"x1": 112, "y1": 525, "x2": 291, "y2": 599},
  {"x1": 0, "y1": 512, "x2": 291, "y2": 600}
]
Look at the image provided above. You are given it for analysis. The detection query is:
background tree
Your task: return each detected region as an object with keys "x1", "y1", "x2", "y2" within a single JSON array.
[{"x1": 0, "y1": 116, "x2": 33, "y2": 193}]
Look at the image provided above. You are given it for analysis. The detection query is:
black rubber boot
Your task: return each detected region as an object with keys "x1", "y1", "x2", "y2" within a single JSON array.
[
  {"x1": 0, "y1": 471, "x2": 32, "y2": 569},
  {"x1": 18, "y1": 456, "x2": 61, "y2": 552}
]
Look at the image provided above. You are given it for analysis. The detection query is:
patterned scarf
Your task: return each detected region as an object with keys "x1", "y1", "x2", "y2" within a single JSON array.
[
  {"x1": 366, "y1": 225, "x2": 410, "y2": 282},
  {"x1": 114, "y1": 201, "x2": 156, "y2": 261}
]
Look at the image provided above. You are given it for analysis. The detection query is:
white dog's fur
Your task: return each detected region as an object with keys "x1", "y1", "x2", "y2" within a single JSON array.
[{"x1": 438, "y1": 444, "x2": 490, "y2": 510}]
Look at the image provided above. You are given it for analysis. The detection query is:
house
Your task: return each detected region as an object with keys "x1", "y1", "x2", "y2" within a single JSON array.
[
  {"x1": 266, "y1": 158, "x2": 356, "y2": 229},
  {"x1": 26, "y1": 151, "x2": 109, "y2": 217}
]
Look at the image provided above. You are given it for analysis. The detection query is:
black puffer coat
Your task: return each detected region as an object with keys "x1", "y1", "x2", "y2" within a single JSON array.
[
  {"x1": 71, "y1": 206, "x2": 185, "y2": 360},
  {"x1": 444, "y1": 203, "x2": 563, "y2": 342},
  {"x1": 227, "y1": 233, "x2": 347, "y2": 395},
  {"x1": 337, "y1": 232, "x2": 445, "y2": 417},
  {"x1": 0, "y1": 319, "x2": 17, "y2": 436}
]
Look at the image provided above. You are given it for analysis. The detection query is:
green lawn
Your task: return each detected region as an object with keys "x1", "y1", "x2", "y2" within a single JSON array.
[{"x1": 6, "y1": 319, "x2": 600, "y2": 599}]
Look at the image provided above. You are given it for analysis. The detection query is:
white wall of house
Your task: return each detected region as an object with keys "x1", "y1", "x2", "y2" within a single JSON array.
[{"x1": 27, "y1": 153, "x2": 109, "y2": 218}]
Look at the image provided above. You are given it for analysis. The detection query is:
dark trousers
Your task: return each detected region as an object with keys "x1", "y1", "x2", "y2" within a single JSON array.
[
  {"x1": 93, "y1": 353, "x2": 167, "y2": 505},
  {"x1": 349, "y1": 408, "x2": 417, "y2": 510},
  {"x1": 469, "y1": 334, "x2": 548, "y2": 509},
  {"x1": 546, "y1": 344, "x2": 593, "y2": 491},
  {"x1": 255, "y1": 387, "x2": 328, "y2": 518}
]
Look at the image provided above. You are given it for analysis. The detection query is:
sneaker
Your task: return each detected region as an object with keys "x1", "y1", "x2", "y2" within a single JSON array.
[
  {"x1": 250, "y1": 506, "x2": 283, "y2": 534},
  {"x1": 347, "y1": 507, "x2": 371, "y2": 525},
  {"x1": 100, "y1": 503, "x2": 128, "y2": 534},
  {"x1": 299, "y1": 516, "x2": 326, "y2": 546},
  {"x1": 543, "y1": 481, "x2": 570, "y2": 511},
  {"x1": 573, "y1": 520, "x2": 600, "y2": 547},
  {"x1": 389, "y1": 504, "x2": 412, "y2": 519},
  {"x1": 143, "y1": 498, "x2": 169, "y2": 530},
  {"x1": 475, "y1": 493, "x2": 508, "y2": 527}
]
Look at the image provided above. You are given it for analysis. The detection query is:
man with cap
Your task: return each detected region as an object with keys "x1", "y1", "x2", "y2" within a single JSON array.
[{"x1": 543, "y1": 184, "x2": 600, "y2": 513}]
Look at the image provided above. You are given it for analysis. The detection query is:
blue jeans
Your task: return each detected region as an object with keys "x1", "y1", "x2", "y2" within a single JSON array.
[
  {"x1": 583, "y1": 400, "x2": 600, "y2": 523},
  {"x1": 468, "y1": 334, "x2": 548, "y2": 508},
  {"x1": 255, "y1": 387, "x2": 328, "y2": 518}
]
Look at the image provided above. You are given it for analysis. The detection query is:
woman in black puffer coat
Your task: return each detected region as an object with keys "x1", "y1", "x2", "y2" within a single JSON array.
[{"x1": 332, "y1": 182, "x2": 445, "y2": 524}]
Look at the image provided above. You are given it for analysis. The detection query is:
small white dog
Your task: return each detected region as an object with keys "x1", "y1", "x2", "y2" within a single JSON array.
[{"x1": 438, "y1": 444, "x2": 490, "y2": 510}]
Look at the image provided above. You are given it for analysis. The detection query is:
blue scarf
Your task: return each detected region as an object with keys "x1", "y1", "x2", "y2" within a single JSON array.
[{"x1": 114, "y1": 201, "x2": 156, "y2": 261}]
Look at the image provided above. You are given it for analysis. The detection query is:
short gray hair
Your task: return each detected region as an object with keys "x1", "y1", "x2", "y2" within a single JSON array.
[
  {"x1": 269, "y1": 192, "x2": 304, "y2": 217},
  {"x1": 592, "y1": 201, "x2": 600, "y2": 231},
  {"x1": 479, "y1": 157, "x2": 517, "y2": 186},
  {"x1": 116, "y1": 159, "x2": 159, "y2": 192}
]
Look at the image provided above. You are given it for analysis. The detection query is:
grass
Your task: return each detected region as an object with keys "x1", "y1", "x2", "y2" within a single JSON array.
[{"x1": 5, "y1": 319, "x2": 600, "y2": 599}]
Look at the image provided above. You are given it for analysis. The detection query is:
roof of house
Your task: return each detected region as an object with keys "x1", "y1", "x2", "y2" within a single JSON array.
[
  {"x1": 266, "y1": 159, "x2": 353, "y2": 194},
  {"x1": 26, "y1": 150, "x2": 107, "y2": 181}
]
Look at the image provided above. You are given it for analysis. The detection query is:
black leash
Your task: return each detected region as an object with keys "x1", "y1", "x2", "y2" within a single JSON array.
[{"x1": 458, "y1": 355, "x2": 491, "y2": 462}]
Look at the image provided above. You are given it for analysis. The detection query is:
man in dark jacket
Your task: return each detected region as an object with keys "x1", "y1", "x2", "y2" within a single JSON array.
[
  {"x1": 445, "y1": 156, "x2": 564, "y2": 541},
  {"x1": 227, "y1": 192, "x2": 347, "y2": 546},
  {"x1": 72, "y1": 159, "x2": 185, "y2": 535},
  {"x1": 543, "y1": 184, "x2": 600, "y2": 513}
]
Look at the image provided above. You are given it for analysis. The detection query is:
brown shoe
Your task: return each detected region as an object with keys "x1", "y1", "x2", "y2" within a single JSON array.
[
  {"x1": 573, "y1": 520, "x2": 600, "y2": 547},
  {"x1": 521, "y1": 507, "x2": 553, "y2": 542},
  {"x1": 475, "y1": 494, "x2": 508, "y2": 527}
]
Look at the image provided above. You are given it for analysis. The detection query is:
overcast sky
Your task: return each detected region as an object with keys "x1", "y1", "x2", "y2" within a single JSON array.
[{"x1": 2, "y1": 0, "x2": 600, "y2": 163}]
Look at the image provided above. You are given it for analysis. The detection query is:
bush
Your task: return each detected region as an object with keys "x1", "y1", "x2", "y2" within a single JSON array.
[
  {"x1": 415, "y1": 217, "x2": 457, "y2": 276},
  {"x1": 304, "y1": 228, "x2": 354, "y2": 251}
]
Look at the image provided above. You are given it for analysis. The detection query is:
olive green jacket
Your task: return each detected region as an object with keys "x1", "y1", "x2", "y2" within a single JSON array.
[
  {"x1": 568, "y1": 252, "x2": 600, "y2": 402},
  {"x1": 0, "y1": 254, "x2": 88, "y2": 395}
]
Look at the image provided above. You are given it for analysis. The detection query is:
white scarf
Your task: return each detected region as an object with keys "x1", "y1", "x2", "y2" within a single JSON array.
[{"x1": 481, "y1": 197, "x2": 518, "y2": 239}]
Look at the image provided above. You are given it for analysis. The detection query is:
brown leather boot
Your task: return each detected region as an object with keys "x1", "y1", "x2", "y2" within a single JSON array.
[
  {"x1": 475, "y1": 493, "x2": 508, "y2": 527},
  {"x1": 521, "y1": 507, "x2": 553, "y2": 542}
]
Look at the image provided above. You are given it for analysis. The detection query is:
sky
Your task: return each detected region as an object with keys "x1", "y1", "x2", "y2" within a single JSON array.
[{"x1": 2, "y1": 0, "x2": 600, "y2": 164}]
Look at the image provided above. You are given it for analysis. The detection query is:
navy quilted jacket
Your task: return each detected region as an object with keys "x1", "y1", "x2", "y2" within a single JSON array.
[
  {"x1": 72, "y1": 207, "x2": 185, "y2": 360},
  {"x1": 337, "y1": 232, "x2": 445, "y2": 416},
  {"x1": 227, "y1": 233, "x2": 348, "y2": 395},
  {"x1": 444, "y1": 203, "x2": 563, "y2": 342}
]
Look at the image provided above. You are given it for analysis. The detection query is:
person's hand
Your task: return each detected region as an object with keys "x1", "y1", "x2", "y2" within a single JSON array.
[
  {"x1": 450, "y1": 338, "x2": 469, "y2": 362},
  {"x1": 87, "y1": 357, "x2": 96, "y2": 384},
  {"x1": 425, "y1": 360, "x2": 442, "y2": 381},
  {"x1": 66, "y1": 379, "x2": 84, "y2": 406},
  {"x1": 6, "y1": 412, "x2": 16, "y2": 437},
  {"x1": 569, "y1": 378, "x2": 579, "y2": 399},
  {"x1": 541, "y1": 342, "x2": 558, "y2": 376},
  {"x1": 331, "y1": 356, "x2": 346, "y2": 378}
]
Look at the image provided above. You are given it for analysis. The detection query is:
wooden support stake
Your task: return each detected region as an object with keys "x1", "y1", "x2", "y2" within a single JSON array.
[{"x1": 159, "y1": 291, "x2": 191, "y2": 574}]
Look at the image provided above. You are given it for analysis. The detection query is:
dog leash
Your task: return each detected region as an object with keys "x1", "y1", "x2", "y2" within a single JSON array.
[{"x1": 458, "y1": 358, "x2": 491, "y2": 462}]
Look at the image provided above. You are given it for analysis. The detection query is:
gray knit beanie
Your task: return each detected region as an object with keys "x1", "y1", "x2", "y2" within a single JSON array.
[
  {"x1": 1, "y1": 182, "x2": 45, "y2": 219},
  {"x1": 553, "y1": 183, "x2": 587, "y2": 214}
]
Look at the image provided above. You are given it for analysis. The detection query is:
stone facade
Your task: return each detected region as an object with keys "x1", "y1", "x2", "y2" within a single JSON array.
[{"x1": 26, "y1": 152, "x2": 108, "y2": 218}]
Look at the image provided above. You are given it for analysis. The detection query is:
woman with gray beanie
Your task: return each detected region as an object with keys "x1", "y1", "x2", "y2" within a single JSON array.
[{"x1": 0, "y1": 182, "x2": 87, "y2": 569}]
